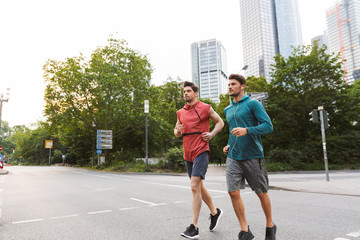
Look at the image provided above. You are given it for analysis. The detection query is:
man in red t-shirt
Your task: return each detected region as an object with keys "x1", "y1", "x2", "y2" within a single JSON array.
[{"x1": 174, "y1": 81, "x2": 224, "y2": 239}]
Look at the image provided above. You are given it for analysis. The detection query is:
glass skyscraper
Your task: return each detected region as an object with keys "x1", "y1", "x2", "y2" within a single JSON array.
[
  {"x1": 239, "y1": 0, "x2": 302, "y2": 81},
  {"x1": 191, "y1": 39, "x2": 228, "y2": 103},
  {"x1": 326, "y1": 0, "x2": 360, "y2": 84}
]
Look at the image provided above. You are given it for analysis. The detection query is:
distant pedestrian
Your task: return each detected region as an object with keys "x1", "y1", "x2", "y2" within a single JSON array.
[
  {"x1": 174, "y1": 81, "x2": 224, "y2": 239},
  {"x1": 223, "y1": 74, "x2": 276, "y2": 240}
]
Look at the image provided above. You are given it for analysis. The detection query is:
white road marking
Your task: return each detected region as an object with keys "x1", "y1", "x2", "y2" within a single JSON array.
[
  {"x1": 88, "y1": 210, "x2": 113, "y2": 215},
  {"x1": 130, "y1": 198, "x2": 165, "y2": 206},
  {"x1": 149, "y1": 203, "x2": 167, "y2": 207},
  {"x1": 347, "y1": 231, "x2": 360, "y2": 237},
  {"x1": 334, "y1": 238, "x2": 350, "y2": 240},
  {"x1": 119, "y1": 207, "x2": 140, "y2": 211},
  {"x1": 72, "y1": 171, "x2": 114, "y2": 179},
  {"x1": 93, "y1": 188, "x2": 114, "y2": 192},
  {"x1": 174, "y1": 201, "x2": 187, "y2": 204},
  {"x1": 212, "y1": 196, "x2": 225, "y2": 199},
  {"x1": 51, "y1": 214, "x2": 79, "y2": 219},
  {"x1": 12, "y1": 219, "x2": 45, "y2": 224}
]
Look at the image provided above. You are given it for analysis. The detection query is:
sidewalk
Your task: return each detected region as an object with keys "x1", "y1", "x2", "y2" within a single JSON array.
[{"x1": 207, "y1": 164, "x2": 360, "y2": 197}]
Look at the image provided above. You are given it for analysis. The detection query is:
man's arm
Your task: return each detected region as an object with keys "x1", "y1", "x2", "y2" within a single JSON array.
[
  {"x1": 202, "y1": 107, "x2": 224, "y2": 142},
  {"x1": 174, "y1": 117, "x2": 184, "y2": 137}
]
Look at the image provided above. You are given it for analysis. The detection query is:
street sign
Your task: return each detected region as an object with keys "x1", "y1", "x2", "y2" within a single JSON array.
[
  {"x1": 249, "y1": 92, "x2": 268, "y2": 100},
  {"x1": 0, "y1": 154, "x2": 3, "y2": 161},
  {"x1": 97, "y1": 139, "x2": 112, "y2": 144},
  {"x1": 0, "y1": 145, "x2": 2, "y2": 151},
  {"x1": 96, "y1": 150, "x2": 102, "y2": 154},
  {"x1": 96, "y1": 144, "x2": 112, "y2": 149},
  {"x1": 45, "y1": 140, "x2": 53, "y2": 149},
  {"x1": 96, "y1": 130, "x2": 113, "y2": 150},
  {"x1": 62, "y1": 155, "x2": 65, "y2": 159},
  {"x1": 97, "y1": 130, "x2": 113, "y2": 135}
]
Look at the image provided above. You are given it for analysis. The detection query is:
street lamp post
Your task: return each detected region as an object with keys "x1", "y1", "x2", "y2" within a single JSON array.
[
  {"x1": 144, "y1": 100, "x2": 149, "y2": 168},
  {"x1": 0, "y1": 88, "x2": 10, "y2": 143}
]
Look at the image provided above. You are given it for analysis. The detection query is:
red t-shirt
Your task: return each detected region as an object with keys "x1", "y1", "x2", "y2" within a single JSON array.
[{"x1": 176, "y1": 101, "x2": 211, "y2": 162}]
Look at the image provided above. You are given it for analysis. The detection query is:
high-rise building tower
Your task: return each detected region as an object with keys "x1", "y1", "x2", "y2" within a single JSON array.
[
  {"x1": 311, "y1": 33, "x2": 330, "y2": 55},
  {"x1": 326, "y1": 0, "x2": 360, "y2": 84},
  {"x1": 191, "y1": 39, "x2": 227, "y2": 103},
  {"x1": 239, "y1": 0, "x2": 302, "y2": 81}
]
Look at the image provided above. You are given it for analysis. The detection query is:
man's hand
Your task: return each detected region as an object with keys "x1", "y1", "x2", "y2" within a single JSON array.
[
  {"x1": 202, "y1": 132, "x2": 213, "y2": 142},
  {"x1": 174, "y1": 121, "x2": 184, "y2": 137},
  {"x1": 223, "y1": 145, "x2": 230, "y2": 154},
  {"x1": 230, "y1": 127, "x2": 248, "y2": 137}
]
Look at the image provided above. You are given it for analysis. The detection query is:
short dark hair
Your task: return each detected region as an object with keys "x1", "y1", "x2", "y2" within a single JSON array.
[
  {"x1": 229, "y1": 74, "x2": 246, "y2": 85},
  {"x1": 183, "y1": 81, "x2": 199, "y2": 92}
]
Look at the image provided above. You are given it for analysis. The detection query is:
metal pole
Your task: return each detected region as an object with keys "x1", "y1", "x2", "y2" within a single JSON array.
[
  {"x1": 145, "y1": 113, "x2": 148, "y2": 168},
  {"x1": 319, "y1": 108, "x2": 330, "y2": 181},
  {"x1": 49, "y1": 148, "x2": 51, "y2": 165},
  {"x1": 92, "y1": 128, "x2": 94, "y2": 167}
]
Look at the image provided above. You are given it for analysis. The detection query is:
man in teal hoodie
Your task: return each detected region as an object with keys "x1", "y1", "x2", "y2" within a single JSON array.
[{"x1": 223, "y1": 74, "x2": 276, "y2": 240}]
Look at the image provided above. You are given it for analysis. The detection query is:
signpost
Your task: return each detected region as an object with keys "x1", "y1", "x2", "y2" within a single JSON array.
[
  {"x1": 45, "y1": 140, "x2": 53, "y2": 165},
  {"x1": 144, "y1": 100, "x2": 149, "y2": 168},
  {"x1": 0, "y1": 145, "x2": 2, "y2": 151},
  {"x1": 96, "y1": 130, "x2": 113, "y2": 165}
]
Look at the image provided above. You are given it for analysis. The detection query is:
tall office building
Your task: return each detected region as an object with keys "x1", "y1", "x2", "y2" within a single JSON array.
[
  {"x1": 239, "y1": 0, "x2": 302, "y2": 81},
  {"x1": 326, "y1": 0, "x2": 360, "y2": 84},
  {"x1": 311, "y1": 33, "x2": 330, "y2": 54},
  {"x1": 191, "y1": 39, "x2": 227, "y2": 103}
]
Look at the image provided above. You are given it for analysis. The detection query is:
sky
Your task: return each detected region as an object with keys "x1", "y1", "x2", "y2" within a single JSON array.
[{"x1": 0, "y1": 0, "x2": 334, "y2": 128}]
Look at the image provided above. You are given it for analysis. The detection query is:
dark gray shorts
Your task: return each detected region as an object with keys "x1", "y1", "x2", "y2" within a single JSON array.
[
  {"x1": 186, "y1": 151, "x2": 209, "y2": 180},
  {"x1": 226, "y1": 157, "x2": 269, "y2": 194}
]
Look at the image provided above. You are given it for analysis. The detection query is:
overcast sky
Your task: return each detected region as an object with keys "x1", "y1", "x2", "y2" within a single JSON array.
[{"x1": 0, "y1": 0, "x2": 334, "y2": 127}]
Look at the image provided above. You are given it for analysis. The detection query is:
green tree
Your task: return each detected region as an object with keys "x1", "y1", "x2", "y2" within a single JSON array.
[
  {"x1": 266, "y1": 42, "x2": 360, "y2": 167},
  {"x1": 43, "y1": 38, "x2": 153, "y2": 165}
]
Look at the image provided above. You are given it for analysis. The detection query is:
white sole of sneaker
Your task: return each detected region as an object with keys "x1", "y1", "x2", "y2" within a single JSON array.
[
  {"x1": 210, "y1": 209, "x2": 223, "y2": 232},
  {"x1": 181, "y1": 233, "x2": 199, "y2": 239}
]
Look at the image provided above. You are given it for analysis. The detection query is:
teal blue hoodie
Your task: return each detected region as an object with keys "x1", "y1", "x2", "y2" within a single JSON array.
[{"x1": 224, "y1": 95, "x2": 273, "y2": 160}]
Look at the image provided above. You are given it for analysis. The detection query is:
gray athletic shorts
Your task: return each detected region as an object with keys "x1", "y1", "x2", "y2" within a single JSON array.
[
  {"x1": 226, "y1": 157, "x2": 269, "y2": 194},
  {"x1": 186, "y1": 151, "x2": 209, "y2": 180}
]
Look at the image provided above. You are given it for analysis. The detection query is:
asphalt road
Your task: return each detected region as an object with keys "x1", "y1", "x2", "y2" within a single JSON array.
[{"x1": 0, "y1": 166, "x2": 359, "y2": 240}]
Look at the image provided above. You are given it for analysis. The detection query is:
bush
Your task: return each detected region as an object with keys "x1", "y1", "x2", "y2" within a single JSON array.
[{"x1": 164, "y1": 147, "x2": 185, "y2": 171}]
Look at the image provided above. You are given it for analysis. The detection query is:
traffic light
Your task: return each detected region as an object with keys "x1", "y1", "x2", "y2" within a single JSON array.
[
  {"x1": 309, "y1": 109, "x2": 319, "y2": 123},
  {"x1": 323, "y1": 110, "x2": 330, "y2": 129}
]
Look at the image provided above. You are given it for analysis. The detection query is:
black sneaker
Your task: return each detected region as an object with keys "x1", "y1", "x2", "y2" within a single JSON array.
[
  {"x1": 181, "y1": 224, "x2": 199, "y2": 239},
  {"x1": 238, "y1": 226, "x2": 254, "y2": 240},
  {"x1": 209, "y1": 208, "x2": 223, "y2": 231},
  {"x1": 265, "y1": 223, "x2": 277, "y2": 240}
]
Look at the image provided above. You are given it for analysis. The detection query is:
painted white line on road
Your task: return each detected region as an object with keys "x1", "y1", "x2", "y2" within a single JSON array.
[
  {"x1": 149, "y1": 203, "x2": 167, "y2": 207},
  {"x1": 347, "y1": 231, "x2": 360, "y2": 237},
  {"x1": 119, "y1": 207, "x2": 140, "y2": 211},
  {"x1": 51, "y1": 214, "x2": 79, "y2": 219},
  {"x1": 212, "y1": 196, "x2": 225, "y2": 199},
  {"x1": 174, "y1": 201, "x2": 187, "y2": 204},
  {"x1": 88, "y1": 210, "x2": 113, "y2": 215},
  {"x1": 12, "y1": 219, "x2": 45, "y2": 224},
  {"x1": 93, "y1": 188, "x2": 114, "y2": 192},
  {"x1": 130, "y1": 197, "x2": 158, "y2": 205},
  {"x1": 334, "y1": 238, "x2": 350, "y2": 240},
  {"x1": 72, "y1": 171, "x2": 114, "y2": 179}
]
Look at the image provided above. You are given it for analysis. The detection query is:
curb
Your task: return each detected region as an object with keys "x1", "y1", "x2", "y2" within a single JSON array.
[
  {"x1": 0, "y1": 169, "x2": 9, "y2": 175},
  {"x1": 269, "y1": 185, "x2": 360, "y2": 197}
]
